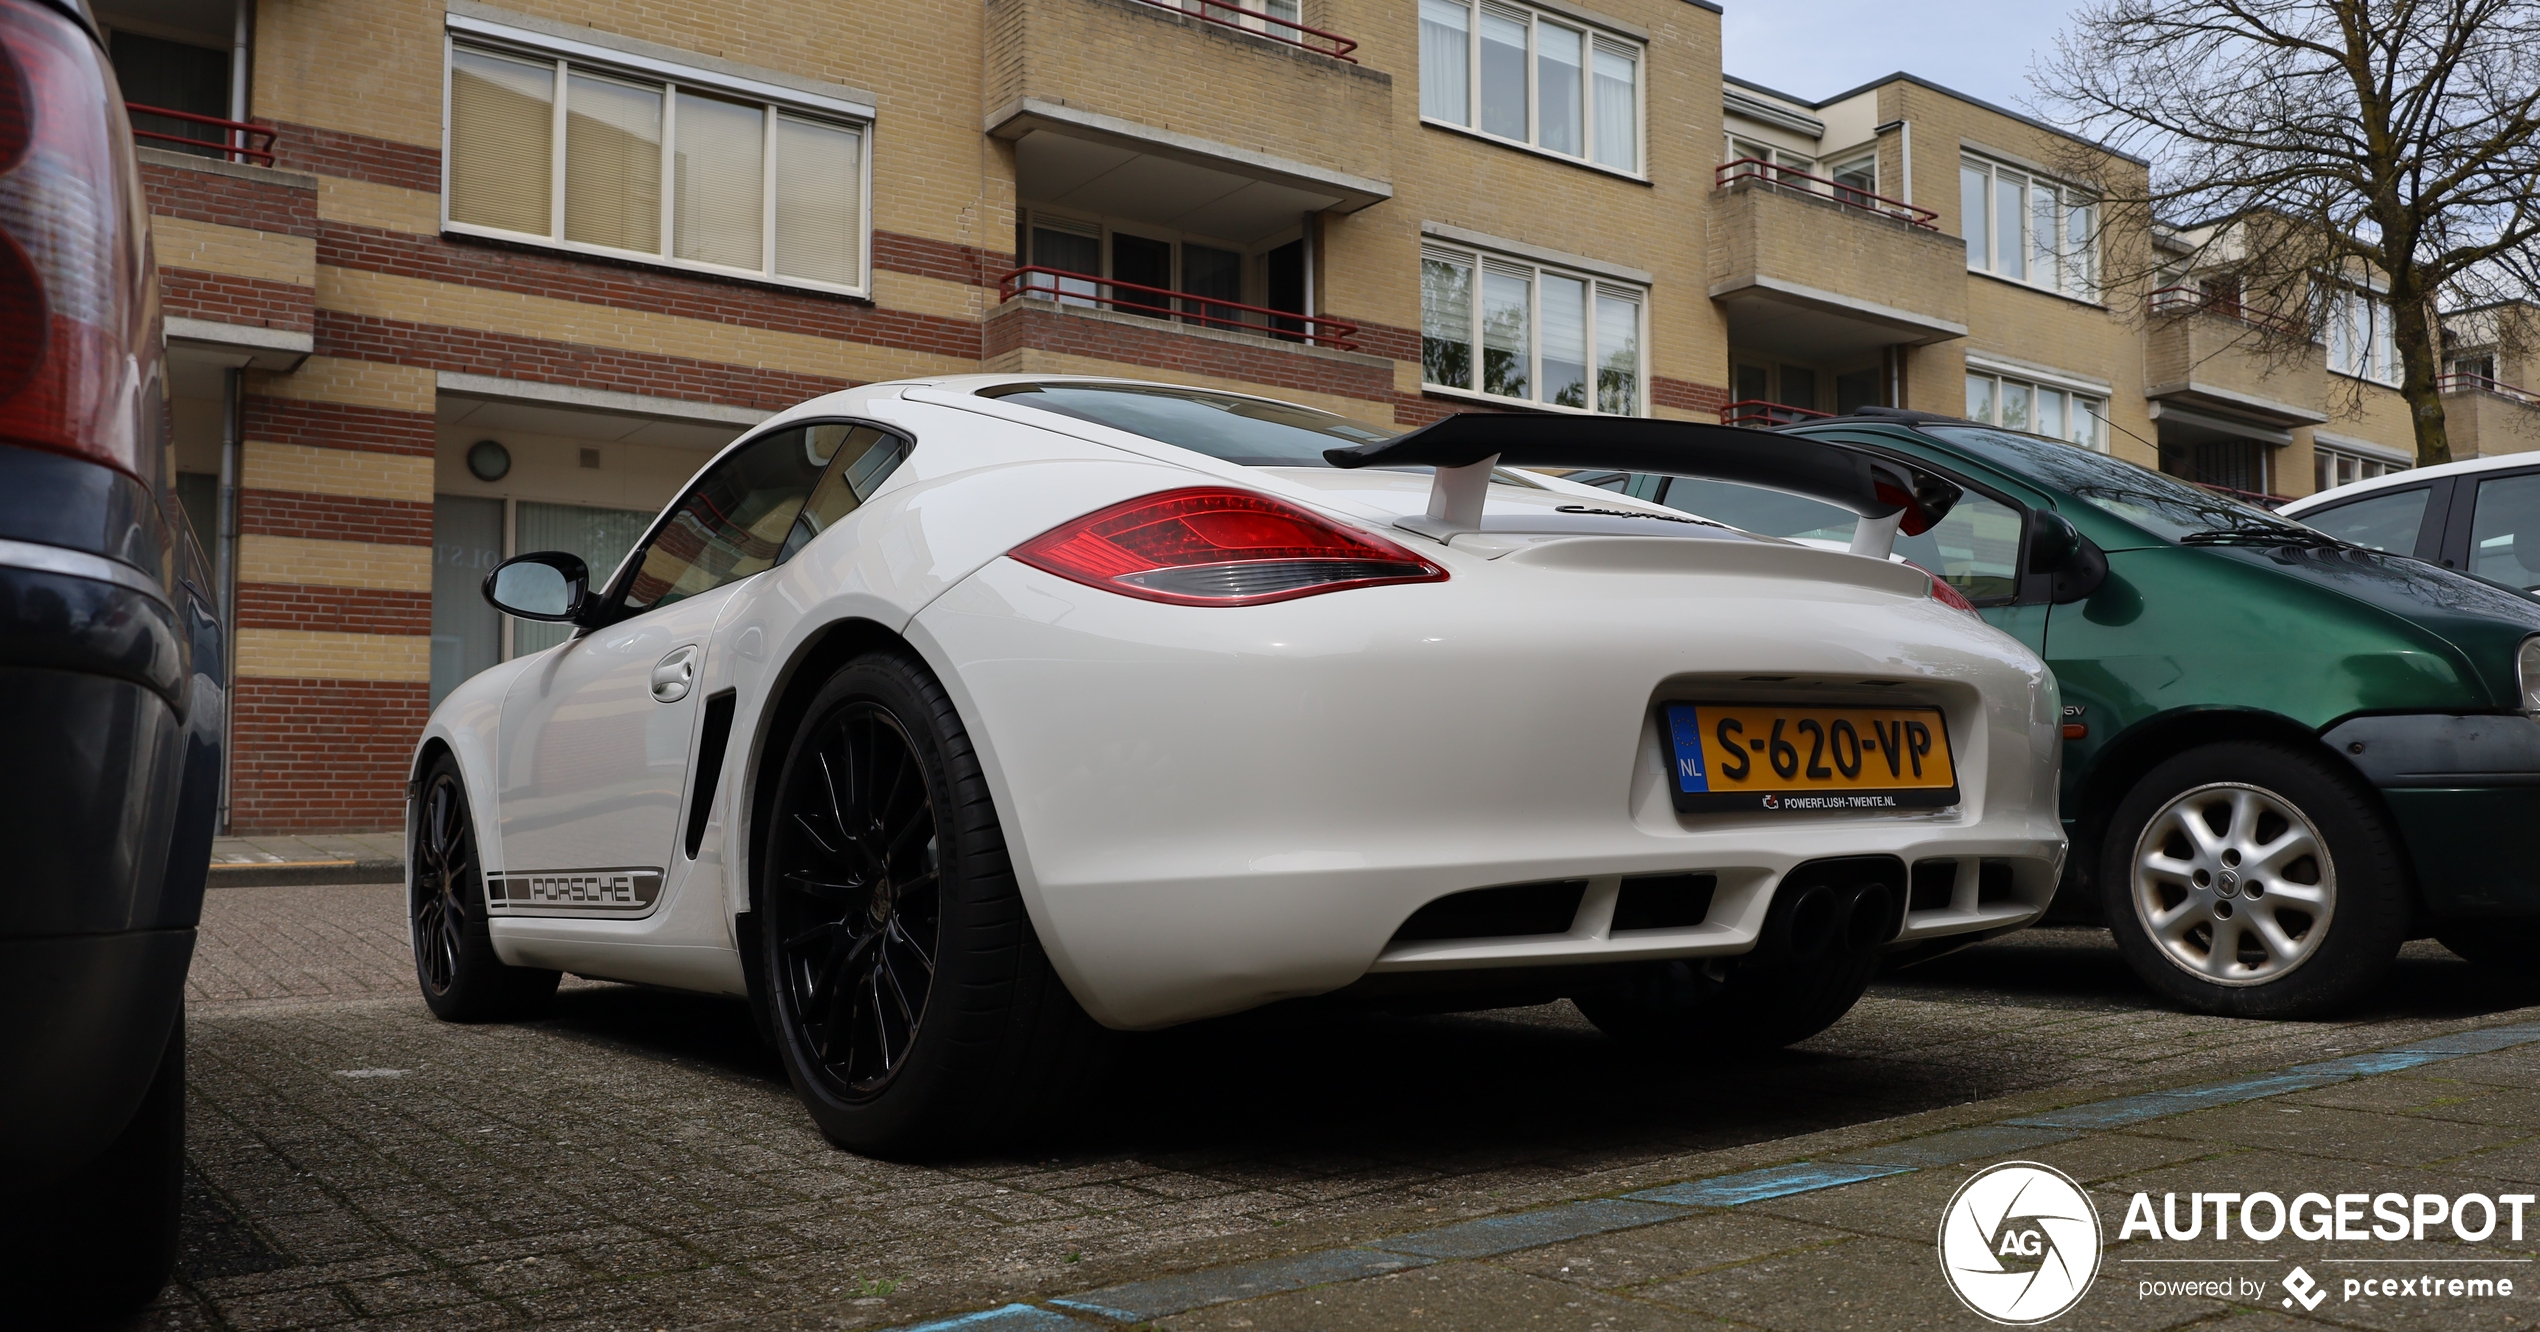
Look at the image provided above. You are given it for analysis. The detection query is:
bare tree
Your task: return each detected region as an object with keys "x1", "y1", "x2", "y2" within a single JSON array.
[{"x1": 2038, "y1": 0, "x2": 2540, "y2": 466}]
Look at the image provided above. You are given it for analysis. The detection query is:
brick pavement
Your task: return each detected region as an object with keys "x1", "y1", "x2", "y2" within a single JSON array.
[{"x1": 137, "y1": 883, "x2": 2540, "y2": 1330}]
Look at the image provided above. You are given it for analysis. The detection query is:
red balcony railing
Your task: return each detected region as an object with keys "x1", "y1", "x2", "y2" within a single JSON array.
[
  {"x1": 1132, "y1": 0, "x2": 1357, "y2": 61},
  {"x1": 2438, "y1": 372, "x2": 2540, "y2": 408},
  {"x1": 999, "y1": 266, "x2": 1360, "y2": 351},
  {"x1": 126, "y1": 103, "x2": 275, "y2": 167},
  {"x1": 2148, "y1": 285, "x2": 2308, "y2": 340},
  {"x1": 1715, "y1": 158, "x2": 1938, "y2": 231},
  {"x1": 1720, "y1": 399, "x2": 1834, "y2": 428}
]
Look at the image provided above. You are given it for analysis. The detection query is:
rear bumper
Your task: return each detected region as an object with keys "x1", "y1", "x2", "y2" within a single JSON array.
[
  {"x1": 2323, "y1": 715, "x2": 2540, "y2": 920},
  {"x1": 0, "y1": 929, "x2": 193, "y2": 1183},
  {"x1": 918, "y1": 556, "x2": 2064, "y2": 1029}
]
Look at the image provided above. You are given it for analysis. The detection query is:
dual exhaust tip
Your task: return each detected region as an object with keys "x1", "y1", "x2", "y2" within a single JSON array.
[{"x1": 1760, "y1": 855, "x2": 1907, "y2": 963}]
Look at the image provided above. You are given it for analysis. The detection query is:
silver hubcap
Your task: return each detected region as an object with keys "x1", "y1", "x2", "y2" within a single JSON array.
[{"x1": 2131, "y1": 782, "x2": 2334, "y2": 986}]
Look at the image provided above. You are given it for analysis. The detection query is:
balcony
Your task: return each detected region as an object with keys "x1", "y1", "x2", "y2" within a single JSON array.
[
  {"x1": 2440, "y1": 373, "x2": 2540, "y2": 458},
  {"x1": 996, "y1": 266, "x2": 1359, "y2": 350},
  {"x1": 986, "y1": 0, "x2": 1392, "y2": 245},
  {"x1": 1720, "y1": 400, "x2": 1832, "y2": 428},
  {"x1": 2143, "y1": 286, "x2": 2328, "y2": 430},
  {"x1": 127, "y1": 103, "x2": 275, "y2": 167},
  {"x1": 1708, "y1": 161, "x2": 1966, "y2": 365}
]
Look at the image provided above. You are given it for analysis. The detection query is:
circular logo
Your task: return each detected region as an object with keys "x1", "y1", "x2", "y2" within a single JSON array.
[{"x1": 1938, "y1": 1161, "x2": 2102, "y2": 1325}]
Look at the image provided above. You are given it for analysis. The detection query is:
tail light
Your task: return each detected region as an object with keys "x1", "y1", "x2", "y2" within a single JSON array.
[
  {"x1": 0, "y1": 0, "x2": 160, "y2": 480},
  {"x1": 1926, "y1": 570, "x2": 1979, "y2": 614},
  {"x1": 1011, "y1": 486, "x2": 1448, "y2": 606}
]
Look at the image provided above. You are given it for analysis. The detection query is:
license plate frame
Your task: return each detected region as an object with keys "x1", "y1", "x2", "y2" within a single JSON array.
[{"x1": 1658, "y1": 702, "x2": 1960, "y2": 813}]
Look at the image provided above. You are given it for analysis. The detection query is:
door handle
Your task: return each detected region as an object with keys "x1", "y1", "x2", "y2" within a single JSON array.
[{"x1": 651, "y1": 645, "x2": 699, "y2": 703}]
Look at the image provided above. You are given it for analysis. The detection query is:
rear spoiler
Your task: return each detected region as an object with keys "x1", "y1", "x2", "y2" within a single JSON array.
[{"x1": 1323, "y1": 415, "x2": 1961, "y2": 559}]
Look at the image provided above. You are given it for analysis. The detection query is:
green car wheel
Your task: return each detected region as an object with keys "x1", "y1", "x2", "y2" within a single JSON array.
[{"x1": 2102, "y1": 741, "x2": 2409, "y2": 1018}]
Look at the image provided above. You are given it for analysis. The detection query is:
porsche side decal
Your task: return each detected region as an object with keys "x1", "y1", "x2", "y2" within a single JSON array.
[{"x1": 485, "y1": 868, "x2": 665, "y2": 918}]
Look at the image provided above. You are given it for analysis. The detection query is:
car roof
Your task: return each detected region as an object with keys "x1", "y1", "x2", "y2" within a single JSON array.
[{"x1": 2281, "y1": 451, "x2": 2525, "y2": 515}]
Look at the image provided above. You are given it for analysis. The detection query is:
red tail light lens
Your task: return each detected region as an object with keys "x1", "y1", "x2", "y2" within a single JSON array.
[
  {"x1": 0, "y1": 1, "x2": 159, "y2": 479},
  {"x1": 1926, "y1": 570, "x2": 1979, "y2": 614},
  {"x1": 1011, "y1": 487, "x2": 1448, "y2": 606}
]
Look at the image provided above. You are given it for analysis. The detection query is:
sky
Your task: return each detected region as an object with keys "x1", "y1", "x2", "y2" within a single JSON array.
[{"x1": 1717, "y1": 0, "x2": 2090, "y2": 113}]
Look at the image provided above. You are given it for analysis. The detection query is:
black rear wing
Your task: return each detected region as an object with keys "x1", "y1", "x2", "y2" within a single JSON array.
[{"x1": 1323, "y1": 414, "x2": 1960, "y2": 557}]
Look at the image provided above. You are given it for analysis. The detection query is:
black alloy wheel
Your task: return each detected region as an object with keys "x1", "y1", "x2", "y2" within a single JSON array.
[
  {"x1": 413, "y1": 770, "x2": 470, "y2": 995},
  {"x1": 409, "y1": 757, "x2": 559, "y2": 1021},
  {"x1": 758, "y1": 651, "x2": 1107, "y2": 1156},
  {"x1": 768, "y1": 702, "x2": 943, "y2": 1100}
]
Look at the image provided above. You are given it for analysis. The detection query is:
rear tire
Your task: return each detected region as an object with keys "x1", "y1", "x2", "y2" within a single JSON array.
[
  {"x1": 0, "y1": 1003, "x2": 184, "y2": 1321},
  {"x1": 411, "y1": 757, "x2": 560, "y2": 1022},
  {"x1": 2101, "y1": 742, "x2": 2406, "y2": 1018},
  {"x1": 759, "y1": 650, "x2": 1106, "y2": 1157}
]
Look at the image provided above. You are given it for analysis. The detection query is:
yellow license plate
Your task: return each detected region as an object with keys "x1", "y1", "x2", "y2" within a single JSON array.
[{"x1": 1659, "y1": 703, "x2": 1959, "y2": 813}]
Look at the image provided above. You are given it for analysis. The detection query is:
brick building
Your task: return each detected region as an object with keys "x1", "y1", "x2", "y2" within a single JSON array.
[{"x1": 99, "y1": 0, "x2": 2538, "y2": 835}]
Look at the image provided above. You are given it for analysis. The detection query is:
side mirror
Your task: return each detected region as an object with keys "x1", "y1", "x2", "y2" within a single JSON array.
[
  {"x1": 482, "y1": 552, "x2": 592, "y2": 623},
  {"x1": 2027, "y1": 511, "x2": 2108, "y2": 604}
]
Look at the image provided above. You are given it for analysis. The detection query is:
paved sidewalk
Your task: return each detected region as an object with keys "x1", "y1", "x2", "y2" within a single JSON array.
[
  {"x1": 210, "y1": 832, "x2": 404, "y2": 887},
  {"x1": 143, "y1": 885, "x2": 2540, "y2": 1331}
]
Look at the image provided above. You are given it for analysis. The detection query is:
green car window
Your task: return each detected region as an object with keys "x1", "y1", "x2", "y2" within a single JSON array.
[
  {"x1": 1924, "y1": 426, "x2": 2309, "y2": 544},
  {"x1": 2470, "y1": 472, "x2": 2540, "y2": 592},
  {"x1": 1652, "y1": 475, "x2": 2026, "y2": 604},
  {"x1": 2299, "y1": 487, "x2": 2432, "y2": 555}
]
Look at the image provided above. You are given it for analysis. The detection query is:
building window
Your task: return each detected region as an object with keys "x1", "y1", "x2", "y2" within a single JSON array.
[
  {"x1": 1419, "y1": 0, "x2": 1640, "y2": 173},
  {"x1": 2315, "y1": 446, "x2": 2404, "y2": 493},
  {"x1": 2322, "y1": 285, "x2": 2400, "y2": 385},
  {"x1": 444, "y1": 38, "x2": 870, "y2": 294},
  {"x1": 1964, "y1": 370, "x2": 2105, "y2": 450},
  {"x1": 1960, "y1": 156, "x2": 2095, "y2": 300},
  {"x1": 1421, "y1": 244, "x2": 1642, "y2": 413}
]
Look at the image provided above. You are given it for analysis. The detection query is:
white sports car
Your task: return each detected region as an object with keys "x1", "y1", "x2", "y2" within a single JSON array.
[{"x1": 411, "y1": 375, "x2": 2064, "y2": 1153}]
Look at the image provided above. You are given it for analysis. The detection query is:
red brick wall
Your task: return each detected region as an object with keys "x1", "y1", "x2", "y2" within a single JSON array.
[
  {"x1": 137, "y1": 156, "x2": 318, "y2": 235},
  {"x1": 236, "y1": 585, "x2": 432, "y2": 636},
  {"x1": 242, "y1": 396, "x2": 437, "y2": 457},
  {"x1": 239, "y1": 490, "x2": 434, "y2": 545},
  {"x1": 162, "y1": 268, "x2": 316, "y2": 333},
  {"x1": 228, "y1": 678, "x2": 429, "y2": 834}
]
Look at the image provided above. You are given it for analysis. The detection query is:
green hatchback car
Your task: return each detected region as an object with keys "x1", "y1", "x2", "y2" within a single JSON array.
[{"x1": 1585, "y1": 407, "x2": 2540, "y2": 1018}]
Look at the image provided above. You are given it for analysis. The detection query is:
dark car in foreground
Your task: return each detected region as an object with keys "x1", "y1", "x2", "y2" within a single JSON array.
[
  {"x1": 0, "y1": 0, "x2": 226, "y2": 1315},
  {"x1": 1585, "y1": 407, "x2": 2540, "y2": 1019}
]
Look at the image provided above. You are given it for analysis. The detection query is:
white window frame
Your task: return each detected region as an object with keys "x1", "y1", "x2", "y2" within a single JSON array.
[
  {"x1": 1963, "y1": 367, "x2": 2107, "y2": 451},
  {"x1": 1959, "y1": 155, "x2": 2097, "y2": 303},
  {"x1": 439, "y1": 28, "x2": 876, "y2": 298},
  {"x1": 1418, "y1": 0, "x2": 1645, "y2": 178},
  {"x1": 2313, "y1": 444, "x2": 2407, "y2": 492},
  {"x1": 2321, "y1": 282, "x2": 2402, "y2": 387},
  {"x1": 1419, "y1": 241, "x2": 1645, "y2": 416}
]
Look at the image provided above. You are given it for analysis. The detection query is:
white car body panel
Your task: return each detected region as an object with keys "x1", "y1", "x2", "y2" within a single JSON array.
[{"x1": 411, "y1": 375, "x2": 2065, "y2": 1031}]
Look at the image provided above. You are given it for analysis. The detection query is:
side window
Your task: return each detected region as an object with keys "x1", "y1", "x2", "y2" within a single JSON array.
[
  {"x1": 2297, "y1": 487, "x2": 2430, "y2": 555},
  {"x1": 2469, "y1": 472, "x2": 2540, "y2": 592},
  {"x1": 619, "y1": 427, "x2": 828, "y2": 612},
  {"x1": 1896, "y1": 490, "x2": 2023, "y2": 603},
  {"x1": 1652, "y1": 474, "x2": 2024, "y2": 604},
  {"x1": 777, "y1": 424, "x2": 910, "y2": 561}
]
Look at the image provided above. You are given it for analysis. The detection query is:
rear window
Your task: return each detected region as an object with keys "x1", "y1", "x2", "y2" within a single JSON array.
[{"x1": 976, "y1": 382, "x2": 1393, "y2": 467}]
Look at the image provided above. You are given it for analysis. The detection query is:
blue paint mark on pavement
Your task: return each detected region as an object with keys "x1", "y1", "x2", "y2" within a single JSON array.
[
  {"x1": 1626, "y1": 1161, "x2": 1916, "y2": 1208},
  {"x1": 2292, "y1": 1050, "x2": 2456, "y2": 1077},
  {"x1": 1367, "y1": 1199, "x2": 1689, "y2": 1259},
  {"x1": 2391, "y1": 1024, "x2": 2540, "y2": 1055},
  {"x1": 1049, "y1": 1247, "x2": 1433, "y2": 1323},
  {"x1": 896, "y1": 1304, "x2": 1097, "y2": 1332}
]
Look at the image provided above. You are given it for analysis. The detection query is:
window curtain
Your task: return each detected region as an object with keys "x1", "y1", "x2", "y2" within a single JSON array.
[
  {"x1": 564, "y1": 72, "x2": 662, "y2": 254},
  {"x1": 449, "y1": 48, "x2": 554, "y2": 235},
  {"x1": 673, "y1": 90, "x2": 765, "y2": 271},
  {"x1": 773, "y1": 114, "x2": 862, "y2": 286},
  {"x1": 1591, "y1": 42, "x2": 1635, "y2": 169}
]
